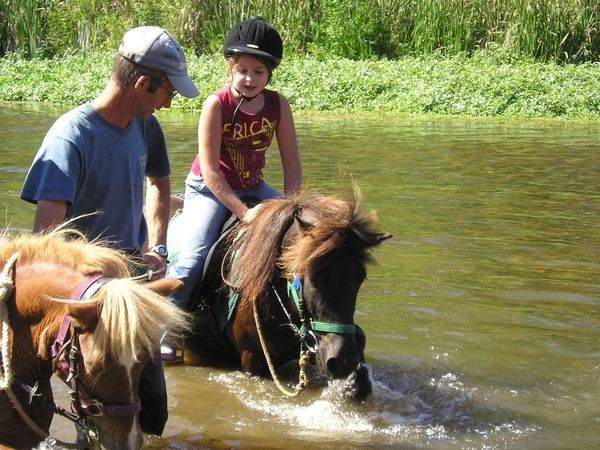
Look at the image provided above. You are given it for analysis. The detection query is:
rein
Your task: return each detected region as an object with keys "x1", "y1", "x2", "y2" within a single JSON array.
[
  {"x1": 255, "y1": 276, "x2": 360, "y2": 398},
  {"x1": 252, "y1": 297, "x2": 309, "y2": 398}
]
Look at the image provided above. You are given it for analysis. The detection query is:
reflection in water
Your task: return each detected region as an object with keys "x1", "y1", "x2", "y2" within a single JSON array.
[{"x1": 1, "y1": 105, "x2": 599, "y2": 449}]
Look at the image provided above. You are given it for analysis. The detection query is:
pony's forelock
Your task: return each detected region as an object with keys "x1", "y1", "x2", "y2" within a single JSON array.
[
  {"x1": 278, "y1": 190, "x2": 376, "y2": 279},
  {"x1": 89, "y1": 279, "x2": 190, "y2": 362}
]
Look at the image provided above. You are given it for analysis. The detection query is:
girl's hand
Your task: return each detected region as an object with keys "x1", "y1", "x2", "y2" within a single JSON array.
[{"x1": 242, "y1": 203, "x2": 264, "y2": 223}]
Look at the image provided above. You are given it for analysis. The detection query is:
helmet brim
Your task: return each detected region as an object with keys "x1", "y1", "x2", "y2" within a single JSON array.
[{"x1": 225, "y1": 47, "x2": 281, "y2": 68}]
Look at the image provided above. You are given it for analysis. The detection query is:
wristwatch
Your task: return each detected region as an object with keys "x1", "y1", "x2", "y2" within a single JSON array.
[{"x1": 149, "y1": 245, "x2": 168, "y2": 259}]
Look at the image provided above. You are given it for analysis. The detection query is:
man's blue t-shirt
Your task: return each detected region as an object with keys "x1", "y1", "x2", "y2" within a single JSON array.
[{"x1": 21, "y1": 102, "x2": 170, "y2": 251}]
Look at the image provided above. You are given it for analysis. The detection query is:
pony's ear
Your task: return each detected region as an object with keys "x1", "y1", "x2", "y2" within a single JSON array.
[
  {"x1": 376, "y1": 231, "x2": 393, "y2": 243},
  {"x1": 353, "y1": 229, "x2": 393, "y2": 247},
  {"x1": 146, "y1": 277, "x2": 183, "y2": 297},
  {"x1": 67, "y1": 302, "x2": 100, "y2": 329},
  {"x1": 295, "y1": 209, "x2": 317, "y2": 232},
  {"x1": 295, "y1": 215, "x2": 311, "y2": 232}
]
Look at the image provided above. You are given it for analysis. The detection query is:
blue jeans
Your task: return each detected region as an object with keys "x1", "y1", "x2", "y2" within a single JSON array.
[{"x1": 167, "y1": 179, "x2": 281, "y2": 310}]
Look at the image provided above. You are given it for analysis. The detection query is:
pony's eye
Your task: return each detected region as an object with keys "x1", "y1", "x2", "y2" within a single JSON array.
[{"x1": 78, "y1": 326, "x2": 95, "y2": 334}]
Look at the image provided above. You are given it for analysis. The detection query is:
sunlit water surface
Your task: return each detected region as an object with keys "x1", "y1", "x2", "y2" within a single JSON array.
[{"x1": 1, "y1": 103, "x2": 599, "y2": 449}]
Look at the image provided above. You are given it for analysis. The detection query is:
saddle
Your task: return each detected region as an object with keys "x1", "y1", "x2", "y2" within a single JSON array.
[{"x1": 167, "y1": 208, "x2": 239, "y2": 328}]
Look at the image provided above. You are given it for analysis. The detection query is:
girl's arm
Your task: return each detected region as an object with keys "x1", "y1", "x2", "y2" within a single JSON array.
[
  {"x1": 198, "y1": 94, "x2": 249, "y2": 219},
  {"x1": 276, "y1": 94, "x2": 301, "y2": 196}
]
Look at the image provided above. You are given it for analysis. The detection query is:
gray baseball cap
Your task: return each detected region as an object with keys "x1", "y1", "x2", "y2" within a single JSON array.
[{"x1": 119, "y1": 26, "x2": 199, "y2": 98}]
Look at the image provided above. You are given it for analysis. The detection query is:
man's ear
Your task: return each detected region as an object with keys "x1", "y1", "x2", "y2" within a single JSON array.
[{"x1": 134, "y1": 74, "x2": 154, "y2": 92}]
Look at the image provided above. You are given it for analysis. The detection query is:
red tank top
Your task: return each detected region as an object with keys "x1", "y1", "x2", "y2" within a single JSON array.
[{"x1": 191, "y1": 85, "x2": 280, "y2": 191}]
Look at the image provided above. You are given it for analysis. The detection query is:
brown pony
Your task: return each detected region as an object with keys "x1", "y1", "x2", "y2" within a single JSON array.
[
  {"x1": 0, "y1": 229, "x2": 189, "y2": 449},
  {"x1": 180, "y1": 188, "x2": 391, "y2": 400}
]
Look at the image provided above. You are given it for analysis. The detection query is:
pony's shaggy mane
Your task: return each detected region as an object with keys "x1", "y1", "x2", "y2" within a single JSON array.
[
  {"x1": 228, "y1": 187, "x2": 385, "y2": 307},
  {"x1": 0, "y1": 227, "x2": 189, "y2": 361},
  {"x1": 0, "y1": 227, "x2": 130, "y2": 278}
]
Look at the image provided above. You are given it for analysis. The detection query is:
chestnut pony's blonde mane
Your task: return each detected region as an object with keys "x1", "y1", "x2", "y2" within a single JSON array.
[
  {"x1": 0, "y1": 227, "x2": 189, "y2": 362},
  {"x1": 228, "y1": 188, "x2": 385, "y2": 308}
]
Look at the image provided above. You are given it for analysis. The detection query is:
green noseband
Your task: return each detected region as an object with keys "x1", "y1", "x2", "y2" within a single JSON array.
[
  {"x1": 309, "y1": 320, "x2": 357, "y2": 334},
  {"x1": 287, "y1": 279, "x2": 358, "y2": 335}
]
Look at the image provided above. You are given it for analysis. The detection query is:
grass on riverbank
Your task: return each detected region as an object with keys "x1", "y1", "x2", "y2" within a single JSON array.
[{"x1": 1, "y1": 50, "x2": 599, "y2": 120}]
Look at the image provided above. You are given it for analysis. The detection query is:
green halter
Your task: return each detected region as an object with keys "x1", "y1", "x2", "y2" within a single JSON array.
[{"x1": 286, "y1": 278, "x2": 358, "y2": 335}]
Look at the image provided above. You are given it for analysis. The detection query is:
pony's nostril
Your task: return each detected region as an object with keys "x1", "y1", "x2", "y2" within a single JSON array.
[{"x1": 326, "y1": 357, "x2": 340, "y2": 377}]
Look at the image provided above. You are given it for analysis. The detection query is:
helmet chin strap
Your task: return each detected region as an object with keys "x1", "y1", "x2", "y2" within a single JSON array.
[
  {"x1": 230, "y1": 85, "x2": 263, "y2": 131},
  {"x1": 232, "y1": 85, "x2": 262, "y2": 102}
]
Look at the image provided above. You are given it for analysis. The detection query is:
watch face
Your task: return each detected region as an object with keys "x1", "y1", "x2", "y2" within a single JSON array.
[{"x1": 153, "y1": 245, "x2": 168, "y2": 256}]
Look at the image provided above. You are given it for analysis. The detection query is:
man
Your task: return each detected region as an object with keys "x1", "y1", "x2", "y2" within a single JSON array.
[{"x1": 20, "y1": 26, "x2": 199, "y2": 436}]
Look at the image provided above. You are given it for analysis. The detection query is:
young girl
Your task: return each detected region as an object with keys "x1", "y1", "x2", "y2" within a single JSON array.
[{"x1": 166, "y1": 17, "x2": 301, "y2": 320}]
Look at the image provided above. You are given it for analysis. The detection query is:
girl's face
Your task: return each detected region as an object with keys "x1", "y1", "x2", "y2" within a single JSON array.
[{"x1": 229, "y1": 55, "x2": 270, "y2": 98}]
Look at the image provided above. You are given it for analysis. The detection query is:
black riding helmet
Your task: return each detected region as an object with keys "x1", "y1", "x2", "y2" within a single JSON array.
[{"x1": 223, "y1": 17, "x2": 283, "y2": 69}]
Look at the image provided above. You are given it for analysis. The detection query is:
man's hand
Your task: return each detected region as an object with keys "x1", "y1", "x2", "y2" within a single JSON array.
[{"x1": 141, "y1": 252, "x2": 167, "y2": 281}]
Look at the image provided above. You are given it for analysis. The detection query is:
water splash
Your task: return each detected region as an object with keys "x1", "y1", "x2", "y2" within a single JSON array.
[{"x1": 206, "y1": 362, "x2": 537, "y2": 448}]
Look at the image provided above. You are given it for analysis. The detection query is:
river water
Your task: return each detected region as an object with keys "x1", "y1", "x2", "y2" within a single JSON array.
[{"x1": 1, "y1": 103, "x2": 599, "y2": 449}]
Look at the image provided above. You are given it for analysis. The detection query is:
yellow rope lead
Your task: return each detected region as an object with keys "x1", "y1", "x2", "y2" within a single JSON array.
[
  {"x1": 1, "y1": 253, "x2": 20, "y2": 389},
  {"x1": 252, "y1": 297, "x2": 307, "y2": 397}
]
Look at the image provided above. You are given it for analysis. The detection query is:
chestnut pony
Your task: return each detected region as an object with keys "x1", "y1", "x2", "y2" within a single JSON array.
[
  {"x1": 176, "y1": 189, "x2": 391, "y2": 400},
  {"x1": 0, "y1": 229, "x2": 189, "y2": 449}
]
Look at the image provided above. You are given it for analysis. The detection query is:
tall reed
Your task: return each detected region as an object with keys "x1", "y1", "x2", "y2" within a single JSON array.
[
  {"x1": 175, "y1": 0, "x2": 317, "y2": 55},
  {"x1": 2, "y1": 0, "x2": 599, "y2": 63},
  {"x1": 394, "y1": 0, "x2": 600, "y2": 61},
  {"x1": 2, "y1": 0, "x2": 48, "y2": 57},
  {"x1": 309, "y1": 0, "x2": 381, "y2": 59}
]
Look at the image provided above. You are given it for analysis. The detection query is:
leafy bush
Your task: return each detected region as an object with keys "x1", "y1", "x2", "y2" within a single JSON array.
[{"x1": 2, "y1": 49, "x2": 599, "y2": 120}]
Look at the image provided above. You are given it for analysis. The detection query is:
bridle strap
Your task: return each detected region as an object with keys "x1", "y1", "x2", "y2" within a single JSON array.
[
  {"x1": 71, "y1": 273, "x2": 106, "y2": 301},
  {"x1": 51, "y1": 273, "x2": 106, "y2": 363},
  {"x1": 309, "y1": 321, "x2": 357, "y2": 334},
  {"x1": 286, "y1": 279, "x2": 358, "y2": 335}
]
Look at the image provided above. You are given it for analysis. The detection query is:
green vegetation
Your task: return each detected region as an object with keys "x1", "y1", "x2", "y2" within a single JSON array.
[
  {"x1": 1, "y1": 0, "x2": 599, "y2": 119},
  {"x1": 2, "y1": 0, "x2": 600, "y2": 63},
  {"x1": 1, "y1": 49, "x2": 599, "y2": 119}
]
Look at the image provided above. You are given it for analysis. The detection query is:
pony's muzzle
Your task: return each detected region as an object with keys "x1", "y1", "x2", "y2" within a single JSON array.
[{"x1": 319, "y1": 334, "x2": 362, "y2": 379}]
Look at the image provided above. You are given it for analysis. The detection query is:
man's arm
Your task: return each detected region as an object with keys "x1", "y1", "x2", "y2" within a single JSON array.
[
  {"x1": 33, "y1": 200, "x2": 68, "y2": 233},
  {"x1": 145, "y1": 175, "x2": 170, "y2": 248},
  {"x1": 143, "y1": 175, "x2": 170, "y2": 277}
]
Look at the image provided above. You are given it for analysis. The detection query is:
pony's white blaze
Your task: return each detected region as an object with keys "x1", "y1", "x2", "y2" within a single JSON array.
[
  {"x1": 119, "y1": 354, "x2": 144, "y2": 449},
  {"x1": 129, "y1": 415, "x2": 143, "y2": 449},
  {"x1": 118, "y1": 353, "x2": 136, "y2": 388}
]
